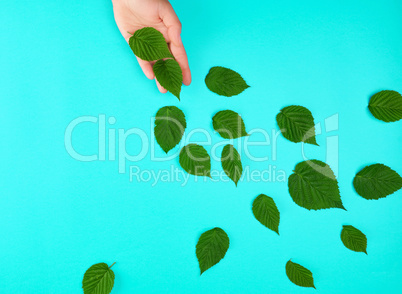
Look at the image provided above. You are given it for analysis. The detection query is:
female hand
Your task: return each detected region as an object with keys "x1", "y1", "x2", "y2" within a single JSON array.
[{"x1": 112, "y1": 0, "x2": 191, "y2": 93}]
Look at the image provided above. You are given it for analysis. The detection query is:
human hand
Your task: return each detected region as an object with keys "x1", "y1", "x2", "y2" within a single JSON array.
[{"x1": 112, "y1": 0, "x2": 191, "y2": 93}]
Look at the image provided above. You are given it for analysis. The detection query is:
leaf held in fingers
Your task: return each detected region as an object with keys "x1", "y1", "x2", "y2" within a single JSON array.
[
  {"x1": 368, "y1": 90, "x2": 402, "y2": 122},
  {"x1": 205, "y1": 66, "x2": 249, "y2": 97},
  {"x1": 212, "y1": 110, "x2": 249, "y2": 139},
  {"x1": 286, "y1": 260, "x2": 316, "y2": 289},
  {"x1": 288, "y1": 160, "x2": 345, "y2": 210},
  {"x1": 341, "y1": 225, "x2": 368, "y2": 254},
  {"x1": 276, "y1": 105, "x2": 318, "y2": 145},
  {"x1": 353, "y1": 163, "x2": 402, "y2": 200},
  {"x1": 221, "y1": 144, "x2": 243, "y2": 186},
  {"x1": 252, "y1": 194, "x2": 280, "y2": 234},
  {"x1": 129, "y1": 27, "x2": 173, "y2": 61},
  {"x1": 179, "y1": 144, "x2": 211, "y2": 177},
  {"x1": 196, "y1": 227, "x2": 229, "y2": 275},
  {"x1": 153, "y1": 59, "x2": 183, "y2": 99},
  {"x1": 154, "y1": 106, "x2": 186, "y2": 153},
  {"x1": 82, "y1": 262, "x2": 115, "y2": 294}
]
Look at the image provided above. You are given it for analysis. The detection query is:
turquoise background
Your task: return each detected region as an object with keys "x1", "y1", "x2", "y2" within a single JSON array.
[{"x1": 1, "y1": 0, "x2": 402, "y2": 293}]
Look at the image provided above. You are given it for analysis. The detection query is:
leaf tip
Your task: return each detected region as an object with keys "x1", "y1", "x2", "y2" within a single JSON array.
[{"x1": 305, "y1": 139, "x2": 319, "y2": 146}]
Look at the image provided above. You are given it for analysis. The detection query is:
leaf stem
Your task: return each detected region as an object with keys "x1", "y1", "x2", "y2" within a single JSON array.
[{"x1": 109, "y1": 262, "x2": 116, "y2": 269}]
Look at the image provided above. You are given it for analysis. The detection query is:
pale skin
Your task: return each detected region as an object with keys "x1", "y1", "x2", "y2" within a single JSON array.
[{"x1": 112, "y1": 0, "x2": 191, "y2": 93}]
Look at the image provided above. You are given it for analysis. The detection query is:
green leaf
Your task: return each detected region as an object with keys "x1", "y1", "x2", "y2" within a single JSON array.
[
  {"x1": 205, "y1": 66, "x2": 249, "y2": 97},
  {"x1": 252, "y1": 194, "x2": 280, "y2": 234},
  {"x1": 82, "y1": 262, "x2": 115, "y2": 294},
  {"x1": 153, "y1": 59, "x2": 183, "y2": 100},
  {"x1": 179, "y1": 144, "x2": 211, "y2": 177},
  {"x1": 340, "y1": 225, "x2": 367, "y2": 254},
  {"x1": 212, "y1": 110, "x2": 249, "y2": 139},
  {"x1": 276, "y1": 105, "x2": 318, "y2": 145},
  {"x1": 221, "y1": 144, "x2": 243, "y2": 186},
  {"x1": 154, "y1": 106, "x2": 186, "y2": 153},
  {"x1": 128, "y1": 27, "x2": 173, "y2": 61},
  {"x1": 353, "y1": 163, "x2": 402, "y2": 200},
  {"x1": 196, "y1": 227, "x2": 229, "y2": 275},
  {"x1": 368, "y1": 90, "x2": 402, "y2": 122},
  {"x1": 286, "y1": 260, "x2": 316, "y2": 289},
  {"x1": 288, "y1": 160, "x2": 345, "y2": 210}
]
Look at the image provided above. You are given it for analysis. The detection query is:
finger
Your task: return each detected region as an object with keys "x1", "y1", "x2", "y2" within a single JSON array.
[
  {"x1": 136, "y1": 57, "x2": 155, "y2": 80},
  {"x1": 159, "y1": 2, "x2": 182, "y2": 46},
  {"x1": 159, "y1": 2, "x2": 191, "y2": 85},
  {"x1": 156, "y1": 79, "x2": 168, "y2": 93},
  {"x1": 169, "y1": 42, "x2": 191, "y2": 86}
]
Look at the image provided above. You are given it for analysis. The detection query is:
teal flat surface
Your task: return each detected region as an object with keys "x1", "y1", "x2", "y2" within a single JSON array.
[{"x1": 1, "y1": 0, "x2": 402, "y2": 293}]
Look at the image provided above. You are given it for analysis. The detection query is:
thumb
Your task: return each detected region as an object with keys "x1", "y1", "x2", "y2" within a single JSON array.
[{"x1": 159, "y1": 2, "x2": 182, "y2": 46}]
